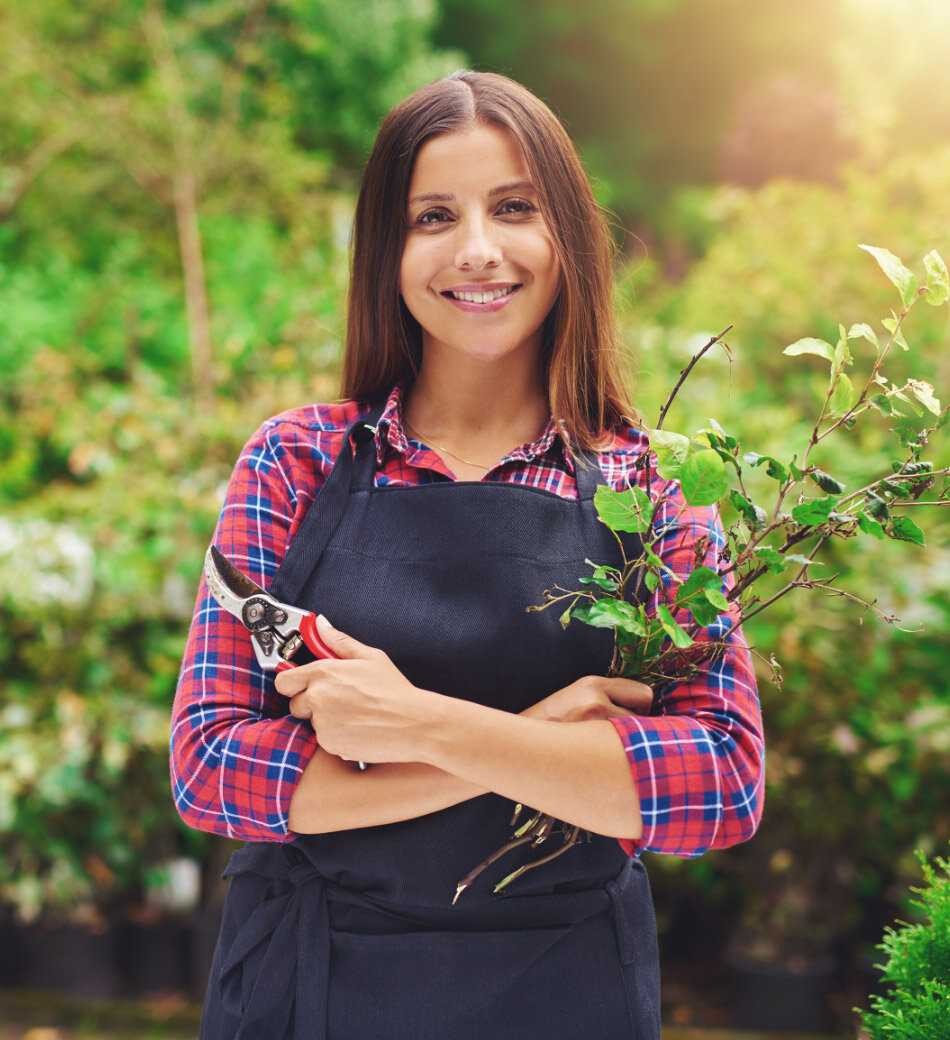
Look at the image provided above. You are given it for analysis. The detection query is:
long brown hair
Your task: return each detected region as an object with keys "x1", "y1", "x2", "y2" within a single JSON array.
[{"x1": 339, "y1": 69, "x2": 643, "y2": 464}]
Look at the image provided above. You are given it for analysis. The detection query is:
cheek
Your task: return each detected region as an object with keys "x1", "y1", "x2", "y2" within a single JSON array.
[
  {"x1": 521, "y1": 228, "x2": 559, "y2": 281},
  {"x1": 400, "y1": 241, "x2": 441, "y2": 296}
]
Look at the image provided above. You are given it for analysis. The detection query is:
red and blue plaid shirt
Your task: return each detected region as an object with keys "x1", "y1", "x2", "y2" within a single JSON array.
[{"x1": 170, "y1": 378, "x2": 765, "y2": 858}]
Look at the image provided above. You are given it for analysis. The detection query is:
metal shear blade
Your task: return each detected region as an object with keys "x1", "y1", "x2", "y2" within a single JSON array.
[{"x1": 203, "y1": 545, "x2": 312, "y2": 670}]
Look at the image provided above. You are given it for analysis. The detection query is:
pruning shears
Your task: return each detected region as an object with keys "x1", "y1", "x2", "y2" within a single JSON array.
[{"x1": 203, "y1": 544, "x2": 369, "y2": 770}]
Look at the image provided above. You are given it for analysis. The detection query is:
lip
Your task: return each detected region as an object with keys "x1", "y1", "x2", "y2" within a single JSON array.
[{"x1": 439, "y1": 284, "x2": 523, "y2": 313}]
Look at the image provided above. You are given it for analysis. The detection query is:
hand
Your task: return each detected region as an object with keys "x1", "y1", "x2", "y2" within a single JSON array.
[
  {"x1": 273, "y1": 614, "x2": 430, "y2": 765},
  {"x1": 524, "y1": 675, "x2": 655, "y2": 723}
]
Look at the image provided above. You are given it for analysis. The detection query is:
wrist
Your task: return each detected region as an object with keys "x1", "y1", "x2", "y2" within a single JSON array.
[{"x1": 414, "y1": 688, "x2": 466, "y2": 769}]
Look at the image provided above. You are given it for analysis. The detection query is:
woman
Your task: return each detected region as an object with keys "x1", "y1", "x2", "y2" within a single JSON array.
[{"x1": 170, "y1": 69, "x2": 765, "y2": 1040}]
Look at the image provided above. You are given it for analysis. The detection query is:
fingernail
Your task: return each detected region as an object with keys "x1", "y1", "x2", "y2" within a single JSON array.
[{"x1": 317, "y1": 613, "x2": 333, "y2": 632}]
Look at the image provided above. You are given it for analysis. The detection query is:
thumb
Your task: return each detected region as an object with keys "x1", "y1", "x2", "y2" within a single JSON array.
[{"x1": 316, "y1": 613, "x2": 374, "y2": 658}]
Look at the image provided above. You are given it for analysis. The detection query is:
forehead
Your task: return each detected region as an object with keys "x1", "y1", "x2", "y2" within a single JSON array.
[{"x1": 407, "y1": 124, "x2": 532, "y2": 201}]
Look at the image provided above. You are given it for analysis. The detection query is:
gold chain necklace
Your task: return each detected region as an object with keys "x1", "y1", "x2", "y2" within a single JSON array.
[{"x1": 402, "y1": 418, "x2": 493, "y2": 470}]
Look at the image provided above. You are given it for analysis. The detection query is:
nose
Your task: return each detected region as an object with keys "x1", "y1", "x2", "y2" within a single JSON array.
[{"x1": 453, "y1": 212, "x2": 502, "y2": 271}]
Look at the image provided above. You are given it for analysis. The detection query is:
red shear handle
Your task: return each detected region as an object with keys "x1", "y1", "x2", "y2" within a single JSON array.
[
  {"x1": 300, "y1": 612, "x2": 340, "y2": 661},
  {"x1": 274, "y1": 613, "x2": 339, "y2": 671},
  {"x1": 276, "y1": 614, "x2": 368, "y2": 771}
]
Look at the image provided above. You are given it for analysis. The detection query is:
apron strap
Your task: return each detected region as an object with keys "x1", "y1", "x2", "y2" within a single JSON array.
[
  {"x1": 573, "y1": 446, "x2": 604, "y2": 501},
  {"x1": 267, "y1": 400, "x2": 386, "y2": 606}
]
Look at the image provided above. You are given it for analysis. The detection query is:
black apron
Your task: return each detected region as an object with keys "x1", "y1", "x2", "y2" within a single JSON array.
[{"x1": 199, "y1": 401, "x2": 662, "y2": 1040}]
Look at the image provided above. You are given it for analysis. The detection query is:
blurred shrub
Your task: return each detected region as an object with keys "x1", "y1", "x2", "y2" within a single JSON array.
[{"x1": 0, "y1": 338, "x2": 341, "y2": 922}]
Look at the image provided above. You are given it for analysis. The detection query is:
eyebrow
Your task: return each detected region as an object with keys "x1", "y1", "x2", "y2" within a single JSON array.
[{"x1": 408, "y1": 180, "x2": 538, "y2": 206}]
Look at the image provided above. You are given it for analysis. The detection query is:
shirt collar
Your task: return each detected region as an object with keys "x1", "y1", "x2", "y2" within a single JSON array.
[{"x1": 370, "y1": 377, "x2": 577, "y2": 474}]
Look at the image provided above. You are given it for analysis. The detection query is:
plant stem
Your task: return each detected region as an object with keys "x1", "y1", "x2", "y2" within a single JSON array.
[{"x1": 655, "y1": 326, "x2": 733, "y2": 431}]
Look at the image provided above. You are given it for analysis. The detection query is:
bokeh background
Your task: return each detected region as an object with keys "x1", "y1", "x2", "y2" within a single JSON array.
[{"x1": 1, "y1": 0, "x2": 948, "y2": 1037}]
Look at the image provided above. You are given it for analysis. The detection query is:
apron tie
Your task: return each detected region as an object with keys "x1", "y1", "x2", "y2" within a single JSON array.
[{"x1": 218, "y1": 845, "x2": 330, "y2": 1040}]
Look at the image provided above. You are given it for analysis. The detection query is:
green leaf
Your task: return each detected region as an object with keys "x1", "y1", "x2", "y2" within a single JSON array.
[
  {"x1": 743, "y1": 451, "x2": 788, "y2": 483},
  {"x1": 829, "y1": 371, "x2": 855, "y2": 416},
  {"x1": 888, "y1": 514, "x2": 925, "y2": 546},
  {"x1": 856, "y1": 512, "x2": 886, "y2": 540},
  {"x1": 882, "y1": 475, "x2": 916, "y2": 497},
  {"x1": 791, "y1": 496, "x2": 838, "y2": 526},
  {"x1": 673, "y1": 565, "x2": 721, "y2": 608},
  {"x1": 833, "y1": 325, "x2": 853, "y2": 370},
  {"x1": 648, "y1": 428, "x2": 691, "y2": 479},
  {"x1": 696, "y1": 423, "x2": 740, "y2": 464},
  {"x1": 890, "y1": 387, "x2": 924, "y2": 417},
  {"x1": 906, "y1": 379, "x2": 941, "y2": 416},
  {"x1": 858, "y1": 244, "x2": 918, "y2": 308},
  {"x1": 753, "y1": 546, "x2": 786, "y2": 573},
  {"x1": 809, "y1": 468, "x2": 846, "y2": 494},
  {"x1": 922, "y1": 249, "x2": 949, "y2": 306},
  {"x1": 881, "y1": 313, "x2": 910, "y2": 351},
  {"x1": 573, "y1": 597, "x2": 647, "y2": 635},
  {"x1": 847, "y1": 323, "x2": 880, "y2": 351},
  {"x1": 869, "y1": 394, "x2": 895, "y2": 416},
  {"x1": 706, "y1": 417, "x2": 737, "y2": 450},
  {"x1": 679, "y1": 449, "x2": 729, "y2": 506},
  {"x1": 594, "y1": 484, "x2": 653, "y2": 533},
  {"x1": 558, "y1": 605, "x2": 573, "y2": 628},
  {"x1": 866, "y1": 493, "x2": 890, "y2": 520},
  {"x1": 578, "y1": 574, "x2": 620, "y2": 592},
  {"x1": 783, "y1": 337, "x2": 835, "y2": 363},
  {"x1": 729, "y1": 489, "x2": 767, "y2": 530},
  {"x1": 686, "y1": 598, "x2": 722, "y2": 627},
  {"x1": 644, "y1": 570, "x2": 659, "y2": 593},
  {"x1": 645, "y1": 546, "x2": 664, "y2": 569},
  {"x1": 583, "y1": 558, "x2": 621, "y2": 580},
  {"x1": 703, "y1": 586, "x2": 729, "y2": 611},
  {"x1": 656, "y1": 603, "x2": 694, "y2": 648}
]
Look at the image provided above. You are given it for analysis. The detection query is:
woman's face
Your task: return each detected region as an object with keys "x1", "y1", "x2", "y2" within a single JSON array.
[{"x1": 399, "y1": 123, "x2": 562, "y2": 365}]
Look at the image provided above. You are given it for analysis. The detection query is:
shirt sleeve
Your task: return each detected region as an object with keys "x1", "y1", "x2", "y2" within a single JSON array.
[
  {"x1": 607, "y1": 468, "x2": 766, "y2": 859},
  {"x1": 169, "y1": 419, "x2": 319, "y2": 842}
]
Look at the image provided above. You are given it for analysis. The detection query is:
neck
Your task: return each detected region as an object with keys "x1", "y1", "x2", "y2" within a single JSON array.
[{"x1": 402, "y1": 370, "x2": 550, "y2": 449}]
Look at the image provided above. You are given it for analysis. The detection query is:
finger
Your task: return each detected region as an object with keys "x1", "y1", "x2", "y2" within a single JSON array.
[
  {"x1": 288, "y1": 693, "x2": 313, "y2": 720},
  {"x1": 275, "y1": 662, "x2": 321, "y2": 696},
  {"x1": 607, "y1": 677, "x2": 654, "y2": 705},
  {"x1": 606, "y1": 679, "x2": 655, "y2": 715},
  {"x1": 604, "y1": 694, "x2": 653, "y2": 716}
]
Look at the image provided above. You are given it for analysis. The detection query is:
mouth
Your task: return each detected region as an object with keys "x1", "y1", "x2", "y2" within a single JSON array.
[{"x1": 439, "y1": 284, "x2": 523, "y2": 313}]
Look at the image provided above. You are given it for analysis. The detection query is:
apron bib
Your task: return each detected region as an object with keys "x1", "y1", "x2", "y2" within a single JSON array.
[{"x1": 200, "y1": 401, "x2": 662, "y2": 1039}]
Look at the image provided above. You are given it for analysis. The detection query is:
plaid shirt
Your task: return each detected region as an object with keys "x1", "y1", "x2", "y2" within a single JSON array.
[{"x1": 170, "y1": 378, "x2": 765, "y2": 858}]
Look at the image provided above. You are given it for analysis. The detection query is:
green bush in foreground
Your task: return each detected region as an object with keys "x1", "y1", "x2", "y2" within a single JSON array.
[{"x1": 854, "y1": 843, "x2": 950, "y2": 1039}]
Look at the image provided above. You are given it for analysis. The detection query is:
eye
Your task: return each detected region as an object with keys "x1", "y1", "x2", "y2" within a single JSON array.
[
  {"x1": 498, "y1": 199, "x2": 536, "y2": 215},
  {"x1": 415, "y1": 208, "x2": 449, "y2": 226},
  {"x1": 412, "y1": 198, "x2": 537, "y2": 226}
]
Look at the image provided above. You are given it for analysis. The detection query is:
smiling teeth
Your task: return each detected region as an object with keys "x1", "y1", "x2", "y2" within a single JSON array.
[{"x1": 449, "y1": 286, "x2": 517, "y2": 303}]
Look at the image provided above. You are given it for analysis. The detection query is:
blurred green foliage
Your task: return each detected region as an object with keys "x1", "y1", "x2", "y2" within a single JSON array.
[{"x1": 0, "y1": 2, "x2": 947, "y2": 1016}]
